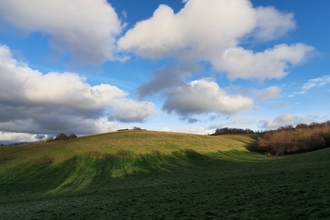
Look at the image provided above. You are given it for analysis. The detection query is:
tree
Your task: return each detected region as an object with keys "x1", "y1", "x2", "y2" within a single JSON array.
[
  {"x1": 68, "y1": 133, "x2": 77, "y2": 139},
  {"x1": 54, "y1": 133, "x2": 68, "y2": 141},
  {"x1": 296, "y1": 123, "x2": 309, "y2": 129}
]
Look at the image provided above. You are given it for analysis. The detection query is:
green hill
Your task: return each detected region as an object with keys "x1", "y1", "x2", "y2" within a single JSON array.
[{"x1": 1, "y1": 130, "x2": 330, "y2": 219}]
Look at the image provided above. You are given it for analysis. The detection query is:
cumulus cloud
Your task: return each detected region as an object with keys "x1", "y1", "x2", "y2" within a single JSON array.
[
  {"x1": 118, "y1": 0, "x2": 312, "y2": 81},
  {"x1": 256, "y1": 86, "x2": 282, "y2": 100},
  {"x1": 118, "y1": 0, "x2": 256, "y2": 59},
  {"x1": 162, "y1": 79, "x2": 253, "y2": 118},
  {"x1": 0, "y1": 45, "x2": 158, "y2": 134},
  {"x1": 110, "y1": 99, "x2": 159, "y2": 123},
  {"x1": 216, "y1": 43, "x2": 314, "y2": 81},
  {"x1": 0, "y1": 0, "x2": 122, "y2": 64},
  {"x1": 0, "y1": 132, "x2": 39, "y2": 145},
  {"x1": 254, "y1": 6, "x2": 295, "y2": 41},
  {"x1": 137, "y1": 62, "x2": 200, "y2": 98},
  {"x1": 218, "y1": 84, "x2": 282, "y2": 102}
]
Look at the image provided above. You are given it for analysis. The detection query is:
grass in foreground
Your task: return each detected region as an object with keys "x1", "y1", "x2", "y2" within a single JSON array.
[{"x1": 0, "y1": 130, "x2": 330, "y2": 219}]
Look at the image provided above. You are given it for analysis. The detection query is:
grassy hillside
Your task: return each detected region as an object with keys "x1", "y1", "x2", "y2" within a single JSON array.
[{"x1": 1, "y1": 130, "x2": 330, "y2": 219}]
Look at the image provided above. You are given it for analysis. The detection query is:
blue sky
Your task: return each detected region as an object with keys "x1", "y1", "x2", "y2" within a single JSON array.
[{"x1": 0, "y1": 0, "x2": 330, "y2": 143}]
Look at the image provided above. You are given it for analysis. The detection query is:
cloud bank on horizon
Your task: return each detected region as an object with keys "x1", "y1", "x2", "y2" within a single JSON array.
[{"x1": 0, "y1": 0, "x2": 329, "y2": 143}]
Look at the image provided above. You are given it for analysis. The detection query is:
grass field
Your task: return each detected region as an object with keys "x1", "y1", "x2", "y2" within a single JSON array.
[{"x1": 0, "y1": 130, "x2": 330, "y2": 219}]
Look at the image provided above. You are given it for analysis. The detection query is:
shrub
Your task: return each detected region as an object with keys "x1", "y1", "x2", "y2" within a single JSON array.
[{"x1": 132, "y1": 126, "x2": 145, "y2": 130}]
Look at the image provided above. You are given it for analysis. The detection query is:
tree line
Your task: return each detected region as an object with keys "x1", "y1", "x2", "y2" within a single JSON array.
[
  {"x1": 210, "y1": 127, "x2": 255, "y2": 136},
  {"x1": 258, "y1": 121, "x2": 330, "y2": 155},
  {"x1": 45, "y1": 133, "x2": 77, "y2": 142}
]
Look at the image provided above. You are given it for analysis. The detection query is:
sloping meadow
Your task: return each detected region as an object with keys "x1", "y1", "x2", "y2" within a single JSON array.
[
  {"x1": 0, "y1": 131, "x2": 259, "y2": 192},
  {"x1": 1, "y1": 130, "x2": 330, "y2": 219}
]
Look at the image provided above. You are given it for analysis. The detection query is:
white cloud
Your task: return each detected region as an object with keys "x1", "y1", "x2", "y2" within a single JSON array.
[
  {"x1": 118, "y1": 0, "x2": 312, "y2": 81},
  {"x1": 0, "y1": 132, "x2": 38, "y2": 145},
  {"x1": 290, "y1": 75, "x2": 330, "y2": 96},
  {"x1": 163, "y1": 79, "x2": 253, "y2": 117},
  {"x1": 0, "y1": 0, "x2": 122, "y2": 64},
  {"x1": 214, "y1": 84, "x2": 282, "y2": 102},
  {"x1": 179, "y1": 126, "x2": 214, "y2": 135},
  {"x1": 0, "y1": 118, "x2": 124, "y2": 144},
  {"x1": 217, "y1": 44, "x2": 314, "y2": 81},
  {"x1": 118, "y1": 0, "x2": 257, "y2": 59},
  {"x1": 260, "y1": 114, "x2": 297, "y2": 129},
  {"x1": 110, "y1": 99, "x2": 160, "y2": 123},
  {"x1": 161, "y1": 127, "x2": 172, "y2": 132},
  {"x1": 208, "y1": 116, "x2": 254, "y2": 131},
  {"x1": 228, "y1": 116, "x2": 254, "y2": 126},
  {"x1": 160, "y1": 125, "x2": 213, "y2": 135},
  {"x1": 254, "y1": 6, "x2": 295, "y2": 41},
  {"x1": 256, "y1": 86, "x2": 282, "y2": 100},
  {"x1": 0, "y1": 45, "x2": 158, "y2": 135},
  {"x1": 259, "y1": 114, "x2": 323, "y2": 130}
]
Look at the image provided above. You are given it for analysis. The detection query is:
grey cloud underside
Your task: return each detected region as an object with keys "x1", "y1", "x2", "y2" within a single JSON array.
[
  {"x1": 0, "y1": 101, "x2": 152, "y2": 134},
  {"x1": 187, "y1": 118, "x2": 199, "y2": 124},
  {"x1": 137, "y1": 62, "x2": 200, "y2": 98},
  {"x1": 0, "y1": 103, "x2": 105, "y2": 134},
  {"x1": 137, "y1": 62, "x2": 254, "y2": 120},
  {"x1": 161, "y1": 80, "x2": 254, "y2": 118}
]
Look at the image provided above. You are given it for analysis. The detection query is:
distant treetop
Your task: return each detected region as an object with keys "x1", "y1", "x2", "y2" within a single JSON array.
[{"x1": 211, "y1": 127, "x2": 254, "y2": 136}]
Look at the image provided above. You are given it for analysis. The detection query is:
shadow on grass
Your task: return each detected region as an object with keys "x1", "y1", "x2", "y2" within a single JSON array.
[
  {"x1": 0, "y1": 156, "x2": 77, "y2": 196},
  {"x1": 0, "y1": 147, "x2": 265, "y2": 197},
  {"x1": 244, "y1": 134, "x2": 261, "y2": 153},
  {"x1": 0, "y1": 154, "x2": 16, "y2": 165},
  {"x1": 51, "y1": 149, "x2": 264, "y2": 193}
]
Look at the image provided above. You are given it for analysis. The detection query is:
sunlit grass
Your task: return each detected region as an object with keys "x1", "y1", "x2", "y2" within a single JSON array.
[{"x1": 62, "y1": 130, "x2": 253, "y2": 155}]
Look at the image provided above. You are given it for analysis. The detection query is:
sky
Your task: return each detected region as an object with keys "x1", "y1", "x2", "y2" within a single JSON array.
[{"x1": 0, "y1": 0, "x2": 330, "y2": 144}]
